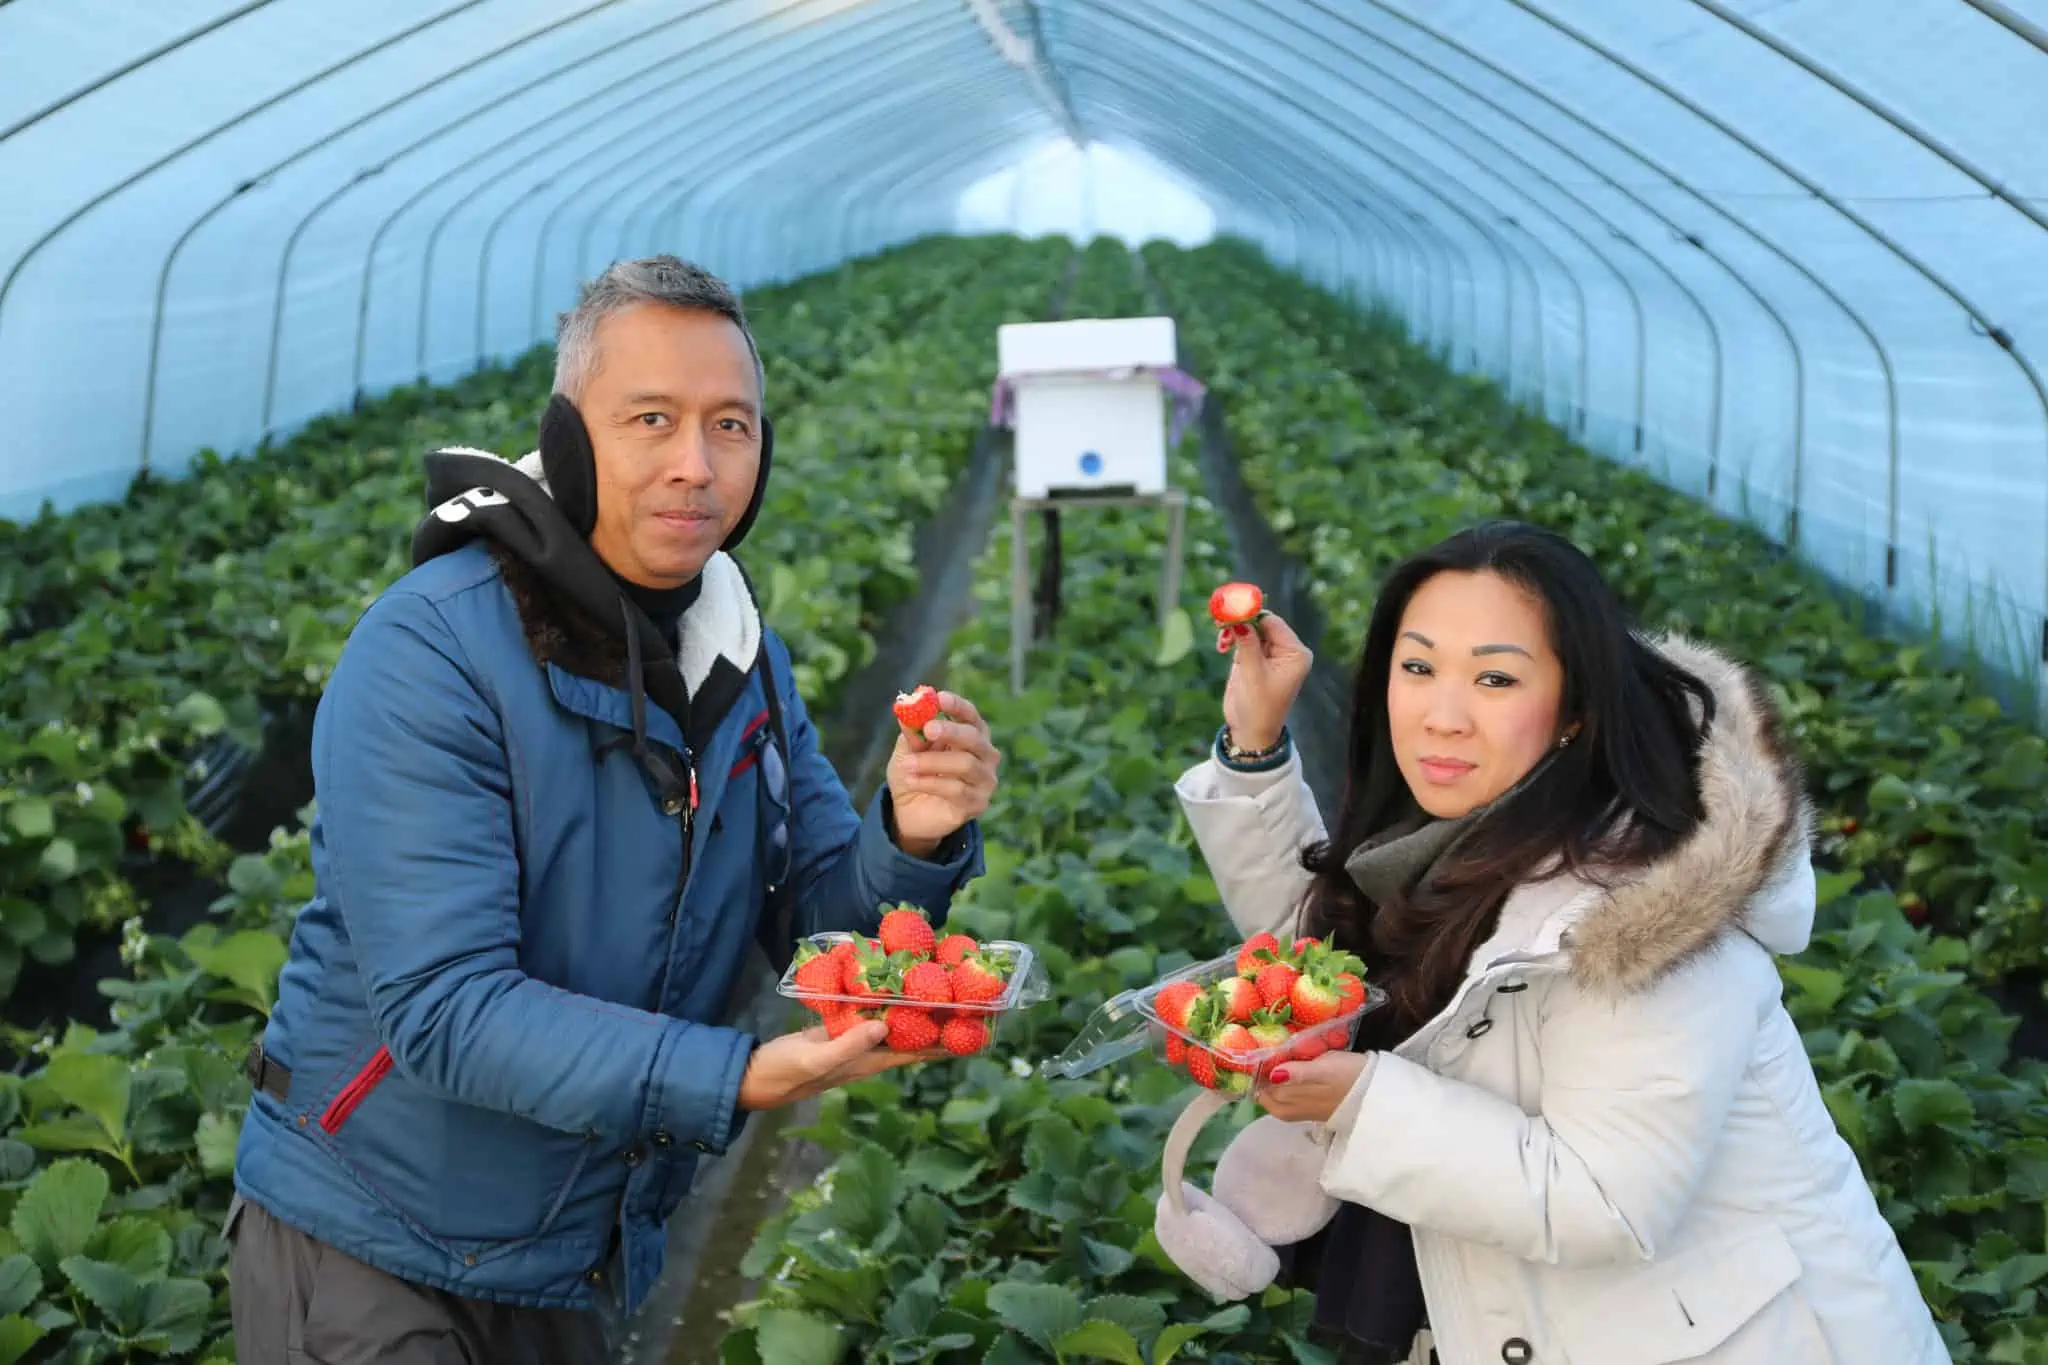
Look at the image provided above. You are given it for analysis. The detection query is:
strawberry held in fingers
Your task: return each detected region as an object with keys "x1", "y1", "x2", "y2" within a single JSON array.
[
  {"x1": 1208, "y1": 580, "x2": 1266, "y2": 628},
  {"x1": 892, "y1": 684, "x2": 942, "y2": 733}
]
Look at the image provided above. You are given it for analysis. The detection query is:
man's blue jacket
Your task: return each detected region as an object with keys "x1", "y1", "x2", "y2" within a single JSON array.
[{"x1": 231, "y1": 449, "x2": 983, "y2": 1314}]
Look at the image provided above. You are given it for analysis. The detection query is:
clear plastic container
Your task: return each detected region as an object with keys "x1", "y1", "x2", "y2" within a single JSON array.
[
  {"x1": 774, "y1": 931, "x2": 1052, "y2": 1053},
  {"x1": 1039, "y1": 948, "x2": 1388, "y2": 1094}
]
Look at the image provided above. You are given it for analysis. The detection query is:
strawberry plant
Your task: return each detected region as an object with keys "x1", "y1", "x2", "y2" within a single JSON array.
[{"x1": 1142, "y1": 239, "x2": 2048, "y2": 1361}]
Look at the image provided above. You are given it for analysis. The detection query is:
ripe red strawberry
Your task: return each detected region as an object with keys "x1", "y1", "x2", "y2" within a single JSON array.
[
  {"x1": 1153, "y1": 981, "x2": 1205, "y2": 1033},
  {"x1": 1254, "y1": 960, "x2": 1300, "y2": 1009},
  {"x1": 885, "y1": 1006, "x2": 941, "y2": 1051},
  {"x1": 1288, "y1": 1030, "x2": 1329, "y2": 1062},
  {"x1": 935, "y1": 932, "x2": 978, "y2": 967},
  {"x1": 790, "y1": 943, "x2": 843, "y2": 1010},
  {"x1": 1291, "y1": 936, "x2": 1320, "y2": 960},
  {"x1": 1336, "y1": 972, "x2": 1367, "y2": 1016},
  {"x1": 1212, "y1": 976, "x2": 1260, "y2": 1023},
  {"x1": 1289, "y1": 973, "x2": 1345, "y2": 1027},
  {"x1": 950, "y1": 950, "x2": 1009, "y2": 1004},
  {"x1": 901, "y1": 961, "x2": 954, "y2": 1006},
  {"x1": 940, "y1": 1014, "x2": 990, "y2": 1056},
  {"x1": 1208, "y1": 581, "x2": 1265, "y2": 627},
  {"x1": 1211, "y1": 1023, "x2": 1260, "y2": 1072},
  {"x1": 893, "y1": 685, "x2": 941, "y2": 732},
  {"x1": 1236, "y1": 932, "x2": 1283, "y2": 978},
  {"x1": 1165, "y1": 1032, "x2": 1188, "y2": 1065},
  {"x1": 1185, "y1": 1046, "x2": 1221, "y2": 1089},
  {"x1": 879, "y1": 906, "x2": 936, "y2": 960}
]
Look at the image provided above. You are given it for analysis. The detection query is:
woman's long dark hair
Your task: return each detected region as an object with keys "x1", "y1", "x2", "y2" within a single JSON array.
[{"x1": 1299, "y1": 520, "x2": 1717, "y2": 1035}]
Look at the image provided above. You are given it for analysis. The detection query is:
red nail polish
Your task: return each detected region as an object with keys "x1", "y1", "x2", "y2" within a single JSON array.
[{"x1": 1270, "y1": 1068, "x2": 1292, "y2": 1084}]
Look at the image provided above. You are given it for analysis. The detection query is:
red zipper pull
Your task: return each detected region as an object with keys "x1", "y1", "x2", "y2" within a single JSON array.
[{"x1": 689, "y1": 766, "x2": 699, "y2": 812}]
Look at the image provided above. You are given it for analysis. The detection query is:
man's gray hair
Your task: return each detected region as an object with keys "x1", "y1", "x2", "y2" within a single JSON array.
[{"x1": 552, "y1": 255, "x2": 765, "y2": 403}]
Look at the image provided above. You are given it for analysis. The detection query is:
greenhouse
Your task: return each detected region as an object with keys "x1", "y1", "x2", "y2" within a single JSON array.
[{"x1": 1, "y1": 2, "x2": 2044, "y2": 1362}]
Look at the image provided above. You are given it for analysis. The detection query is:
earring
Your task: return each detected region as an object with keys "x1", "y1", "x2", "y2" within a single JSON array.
[{"x1": 1557, "y1": 731, "x2": 1576, "y2": 749}]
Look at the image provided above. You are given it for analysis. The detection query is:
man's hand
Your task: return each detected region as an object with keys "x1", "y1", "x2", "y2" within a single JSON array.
[
  {"x1": 1222, "y1": 612, "x2": 1314, "y2": 752},
  {"x1": 1252, "y1": 1051, "x2": 1374, "y2": 1125},
  {"x1": 886, "y1": 690, "x2": 1001, "y2": 858},
  {"x1": 737, "y1": 1020, "x2": 949, "y2": 1112}
]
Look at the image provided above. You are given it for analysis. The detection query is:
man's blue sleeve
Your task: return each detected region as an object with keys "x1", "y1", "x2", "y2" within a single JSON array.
[{"x1": 314, "y1": 590, "x2": 755, "y2": 1157}]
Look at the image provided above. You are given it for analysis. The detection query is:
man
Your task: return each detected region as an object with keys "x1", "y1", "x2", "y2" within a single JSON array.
[{"x1": 227, "y1": 256, "x2": 1000, "y2": 1362}]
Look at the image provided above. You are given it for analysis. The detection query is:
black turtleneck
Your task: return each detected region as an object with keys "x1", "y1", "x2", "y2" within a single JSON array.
[{"x1": 610, "y1": 570, "x2": 701, "y2": 657}]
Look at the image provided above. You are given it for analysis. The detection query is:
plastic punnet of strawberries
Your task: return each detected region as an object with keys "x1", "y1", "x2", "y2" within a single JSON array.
[
  {"x1": 1150, "y1": 932, "x2": 1374, "y2": 1095},
  {"x1": 781, "y1": 904, "x2": 1037, "y2": 1058}
]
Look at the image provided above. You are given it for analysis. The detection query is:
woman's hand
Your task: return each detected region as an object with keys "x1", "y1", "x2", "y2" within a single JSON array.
[
  {"x1": 1222, "y1": 611, "x2": 1315, "y2": 752},
  {"x1": 1253, "y1": 1051, "x2": 1374, "y2": 1124}
]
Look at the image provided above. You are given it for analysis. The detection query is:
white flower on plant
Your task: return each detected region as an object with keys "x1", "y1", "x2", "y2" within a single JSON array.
[
  {"x1": 1008, "y1": 1055, "x2": 1032, "y2": 1079},
  {"x1": 75, "y1": 781, "x2": 94, "y2": 804}
]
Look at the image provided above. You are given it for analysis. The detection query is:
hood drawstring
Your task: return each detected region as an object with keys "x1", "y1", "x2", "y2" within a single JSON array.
[{"x1": 597, "y1": 595, "x2": 694, "y2": 815}]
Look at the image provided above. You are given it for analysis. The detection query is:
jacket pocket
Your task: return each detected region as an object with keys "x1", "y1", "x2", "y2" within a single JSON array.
[
  {"x1": 318, "y1": 1047, "x2": 395, "y2": 1134},
  {"x1": 1546, "y1": 1223, "x2": 1830, "y2": 1365}
]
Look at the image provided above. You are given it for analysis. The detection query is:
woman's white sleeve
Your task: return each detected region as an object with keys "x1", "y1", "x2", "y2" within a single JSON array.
[{"x1": 1173, "y1": 748, "x2": 1327, "y2": 941}]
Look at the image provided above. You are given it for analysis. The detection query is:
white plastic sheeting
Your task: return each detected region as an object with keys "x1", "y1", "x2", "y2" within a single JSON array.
[{"x1": 3, "y1": 0, "x2": 2046, "y2": 715}]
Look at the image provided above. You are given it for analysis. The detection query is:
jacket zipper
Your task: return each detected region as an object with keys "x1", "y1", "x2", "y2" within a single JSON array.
[{"x1": 319, "y1": 1047, "x2": 394, "y2": 1134}]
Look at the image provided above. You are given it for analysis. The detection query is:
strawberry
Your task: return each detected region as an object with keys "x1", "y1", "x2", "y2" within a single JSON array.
[
  {"x1": 893, "y1": 685, "x2": 941, "y2": 732},
  {"x1": 1246, "y1": 1006, "x2": 1293, "y2": 1052},
  {"x1": 885, "y1": 1006, "x2": 941, "y2": 1052},
  {"x1": 879, "y1": 905, "x2": 936, "y2": 960},
  {"x1": 934, "y1": 932, "x2": 978, "y2": 967},
  {"x1": 1291, "y1": 936, "x2": 1321, "y2": 960},
  {"x1": 940, "y1": 1014, "x2": 991, "y2": 1056},
  {"x1": 1336, "y1": 972, "x2": 1367, "y2": 1016},
  {"x1": 790, "y1": 942, "x2": 843, "y2": 1009},
  {"x1": 1208, "y1": 581, "x2": 1265, "y2": 627},
  {"x1": 1153, "y1": 981, "x2": 1205, "y2": 1034},
  {"x1": 1254, "y1": 960, "x2": 1300, "y2": 1009},
  {"x1": 950, "y1": 950, "x2": 1009, "y2": 1004},
  {"x1": 1289, "y1": 972, "x2": 1345, "y2": 1027},
  {"x1": 1288, "y1": 1030, "x2": 1329, "y2": 1062},
  {"x1": 1236, "y1": 932, "x2": 1283, "y2": 978},
  {"x1": 1210, "y1": 1022, "x2": 1260, "y2": 1072},
  {"x1": 845, "y1": 939, "x2": 907, "y2": 1002},
  {"x1": 1211, "y1": 976, "x2": 1261, "y2": 1024},
  {"x1": 1165, "y1": 1032, "x2": 1188, "y2": 1065},
  {"x1": 901, "y1": 961, "x2": 954, "y2": 1006}
]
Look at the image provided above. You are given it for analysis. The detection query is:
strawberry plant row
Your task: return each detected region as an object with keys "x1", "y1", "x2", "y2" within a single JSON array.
[
  {"x1": 717, "y1": 237, "x2": 1330, "y2": 1365},
  {"x1": 0, "y1": 235, "x2": 1069, "y2": 1012},
  {"x1": 1143, "y1": 238, "x2": 2048, "y2": 985},
  {"x1": 1143, "y1": 241, "x2": 2048, "y2": 1362},
  {"x1": 0, "y1": 234, "x2": 1076, "y2": 1363}
]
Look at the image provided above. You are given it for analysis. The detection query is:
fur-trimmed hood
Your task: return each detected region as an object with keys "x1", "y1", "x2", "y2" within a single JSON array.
[{"x1": 1540, "y1": 634, "x2": 1817, "y2": 998}]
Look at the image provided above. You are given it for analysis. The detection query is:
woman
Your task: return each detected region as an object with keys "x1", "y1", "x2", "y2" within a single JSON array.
[{"x1": 1174, "y1": 521, "x2": 1949, "y2": 1365}]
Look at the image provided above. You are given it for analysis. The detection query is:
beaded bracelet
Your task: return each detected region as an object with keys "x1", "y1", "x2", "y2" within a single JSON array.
[{"x1": 1215, "y1": 723, "x2": 1293, "y2": 773}]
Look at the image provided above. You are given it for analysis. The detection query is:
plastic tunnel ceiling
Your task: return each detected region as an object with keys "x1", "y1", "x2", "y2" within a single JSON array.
[{"x1": 3, "y1": 0, "x2": 2045, "y2": 715}]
